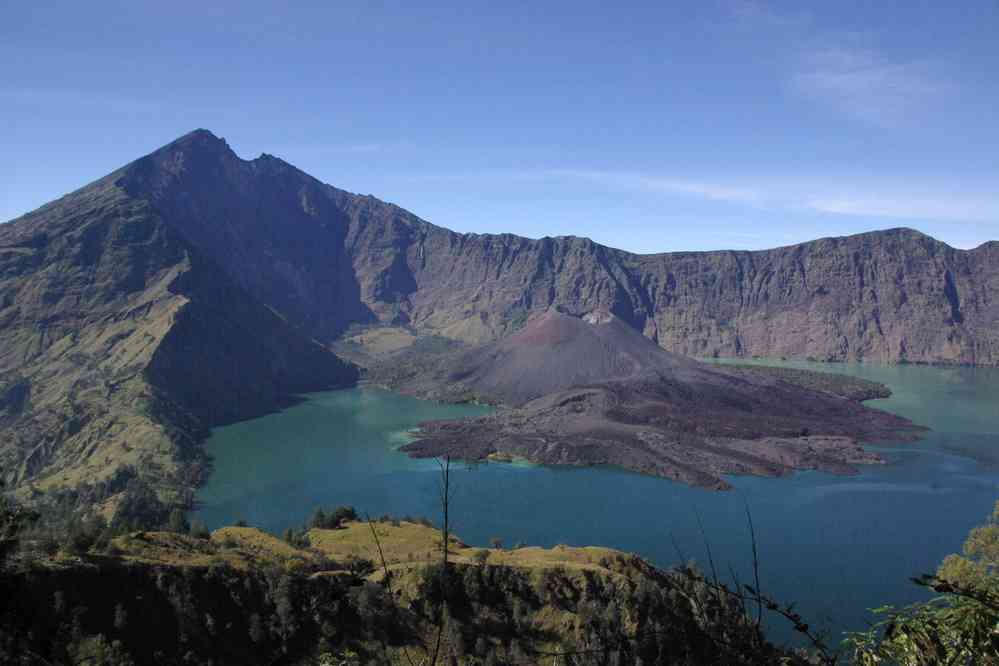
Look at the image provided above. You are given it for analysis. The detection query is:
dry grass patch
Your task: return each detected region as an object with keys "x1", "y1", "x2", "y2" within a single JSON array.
[
  {"x1": 309, "y1": 520, "x2": 638, "y2": 584},
  {"x1": 344, "y1": 327, "x2": 417, "y2": 354},
  {"x1": 211, "y1": 526, "x2": 312, "y2": 560},
  {"x1": 469, "y1": 544, "x2": 625, "y2": 574},
  {"x1": 307, "y1": 521, "x2": 462, "y2": 566},
  {"x1": 111, "y1": 528, "x2": 317, "y2": 571},
  {"x1": 111, "y1": 531, "x2": 224, "y2": 568}
]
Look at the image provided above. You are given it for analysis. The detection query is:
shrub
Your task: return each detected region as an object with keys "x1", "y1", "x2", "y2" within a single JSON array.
[
  {"x1": 331, "y1": 506, "x2": 357, "y2": 526},
  {"x1": 847, "y1": 500, "x2": 999, "y2": 664},
  {"x1": 307, "y1": 505, "x2": 358, "y2": 530},
  {"x1": 167, "y1": 508, "x2": 189, "y2": 534},
  {"x1": 344, "y1": 555, "x2": 375, "y2": 577},
  {"x1": 283, "y1": 528, "x2": 310, "y2": 549},
  {"x1": 189, "y1": 520, "x2": 211, "y2": 540},
  {"x1": 310, "y1": 507, "x2": 328, "y2": 529},
  {"x1": 110, "y1": 478, "x2": 170, "y2": 531}
]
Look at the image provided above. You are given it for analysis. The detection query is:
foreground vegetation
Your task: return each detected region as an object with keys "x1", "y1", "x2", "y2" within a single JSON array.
[
  {"x1": 1, "y1": 507, "x2": 806, "y2": 664},
  {"x1": 845, "y1": 501, "x2": 999, "y2": 664},
  {"x1": 3, "y1": 477, "x2": 998, "y2": 664}
]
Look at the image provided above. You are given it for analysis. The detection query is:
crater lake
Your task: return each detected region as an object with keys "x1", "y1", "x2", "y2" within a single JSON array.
[{"x1": 195, "y1": 362, "x2": 999, "y2": 645}]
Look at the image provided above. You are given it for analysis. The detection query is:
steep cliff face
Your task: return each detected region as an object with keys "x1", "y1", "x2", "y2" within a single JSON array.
[
  {"x1": 112, "y1": 130, "x2": 999, "y2": 365},
  {"x1": 0, "y1": 168, "x2": 356, "y2": 495},
  {"x1": 117, "y1": 130, "x2": 403, "y2": 339},
  {"x1": 379, "y1": 227, "x2": 999, "y2": 364},
  {"x1": 632, "y1": 231, "x2": 999, "y2": 364}
]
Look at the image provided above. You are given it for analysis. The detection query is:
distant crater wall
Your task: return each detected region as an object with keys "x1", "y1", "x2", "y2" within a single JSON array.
[
  {"x1": 113, "y1": 131, "x2": 999, "y2": 366},
  {"x1": 370, "y1": 227, "x2": 999, "y2": 365}
]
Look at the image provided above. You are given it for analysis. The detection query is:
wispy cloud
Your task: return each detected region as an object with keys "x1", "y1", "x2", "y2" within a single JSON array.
[
  {"x1": 493, "y1": 168, "x2": 999, "y2": 226},
  {"x1": 791, "y1": 48, "x2": 951, "y2": 126},
  {"x1": 803, "y1": 193, "x2": 998, "y2": 223},
  {"x1": 545, "y1": 169, "x2": 764, "y2": 205},
  {"x1": 721, "y1": 2, "x2": 956, "y2": 127}
]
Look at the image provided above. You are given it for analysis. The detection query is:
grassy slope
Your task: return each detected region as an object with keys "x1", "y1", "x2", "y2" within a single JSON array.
[
  {"x1": 3, "y1": 521, "x2": 803, "y2": 665},
  {"x1": 0, "y1": 180, "x2": 204, "y2": 503},
  {"x1": 0, "y1": 174, "x2": 356, "y2": 512}
]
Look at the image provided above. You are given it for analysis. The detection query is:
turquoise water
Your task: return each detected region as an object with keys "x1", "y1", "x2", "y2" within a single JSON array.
[{"x1": 196, "y1": 365, "x2": 999, "y2": 647}]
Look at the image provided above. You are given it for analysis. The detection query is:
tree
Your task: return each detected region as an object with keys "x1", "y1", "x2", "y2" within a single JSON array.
[
  {"x1": 847, "y1": 500, "x2": 999, "y2": 664},
  {"x1": 331, "y1": 506, "x2": 357, "y2": 527},
  {"x1": 168, "y1": 508, "x2": 189, "y2": 534},
  {"x1": 189, "y1": 519, "x2": 211, "y2": 540},
  {"x1": 111, "y1": 477, "x2": 169, "y2": 531},
  {"x1": 113, "y1": 603, "x2": 128, "y2": 630},
  {"x1": 307, "y1": 505, "x2": 356, "y2": 530},
  {"x1": 273, "y1": 573, "x2": 298, "y2": 648},
  {"x1": 1, "y1": 481, "x2": 37, "y2": 566},
  {"x1": 310, "y1": 507, "x2": 328, "y2": 529},
  {"x1": 937, "y1": 500, "x2": 999, "y2": 591},
  {"x1": 248, "y1": 612, "x2": 265, "y2": 643},
  {"x1": 344, "y1": 554, "x2": 375, "y2": 577}
]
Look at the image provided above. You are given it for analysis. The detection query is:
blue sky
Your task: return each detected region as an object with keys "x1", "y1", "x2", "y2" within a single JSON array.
[{"x1": 2, "y1": 1, "x2": 997, "y2": 252}]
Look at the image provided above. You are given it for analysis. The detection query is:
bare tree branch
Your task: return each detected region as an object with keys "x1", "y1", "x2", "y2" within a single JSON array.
[{"x1": 744, "y1": 502, "x2": 763, "y2": 630}]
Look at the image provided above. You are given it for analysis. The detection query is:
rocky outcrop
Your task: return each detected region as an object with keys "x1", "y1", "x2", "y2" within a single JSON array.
[
  {"x1": 111, "y1": 130, "x2": 999, "y2": 365},
  {"x1": 389, "y1": 310, "x2": 924, "y2": 489}
]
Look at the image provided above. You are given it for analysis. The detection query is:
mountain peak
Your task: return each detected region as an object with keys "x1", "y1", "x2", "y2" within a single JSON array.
[
  {"x1": 184, "y1": 127, "x2": 218, "y2": 138},
  {"x1": 163, "y1": 128, "x2": 230, "y2": 153}
]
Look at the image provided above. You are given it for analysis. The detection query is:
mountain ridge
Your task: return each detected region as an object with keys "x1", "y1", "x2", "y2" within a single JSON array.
[
  {"x1": 3, "y1": 129, "x2": 989, "y2": 255},
  {"x1": 91, "y1": 128, "x2": 999, "y2": 365}
]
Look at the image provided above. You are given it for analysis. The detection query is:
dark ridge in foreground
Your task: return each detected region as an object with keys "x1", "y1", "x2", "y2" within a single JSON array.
[
  {"x1": 387, "y1": 310, "x2": 924, "y2": 489},
  {"x1": 0, "y1": 521, "x2": 812, "y2": 665}
]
